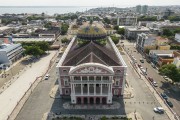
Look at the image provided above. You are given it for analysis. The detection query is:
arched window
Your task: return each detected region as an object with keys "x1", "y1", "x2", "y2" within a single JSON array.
[
  {"x1": 96, "y1": 76, "x2": 101, "y2": 80},
  {"x1": 63, "y1": 69, "x2": 67, "y2": 73},
  {"x1": 103, "y1": 76, "x2": 109, "y2": 80},
  {"x1": 74, "y1": 76, "x2": 80, "y2": 80},
  {"x1": 116, "y1": 70, "x2": 121, "y2": 73},
  {"x1": 82, "y1": 76, "x2": 87, "y2": 80},
  {"x1": 114, "y1": 89, "x2": 119, "y2": 95},
  {"x1": 89, "y1": 76, "x2": 94, "y2": 81}
]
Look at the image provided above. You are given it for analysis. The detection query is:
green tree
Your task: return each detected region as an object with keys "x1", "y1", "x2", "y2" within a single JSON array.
[
  {"x1": 117, "y1": 28, "x2": 125, "y2": 35},
  {"x1": 110, "y1": 35, "x2": 119, "y2": 44},
  {"x1": 24, "y1": 46, "x2": 43, "y2": 57},
  {"x1": 90, "y1": 19, "x2": 93, "y2": 24},
  {"x1": 103, "y1": 17, "x2": 110, "y2": 24},
  {"x1": 61, "y1": 38, "x2": 69, "y2": 43},
  {"x1": 44, "y1": 22, "x2": 52, "y2": 29},
  {"x1": 168, "y1": 16, "x2": 180, "y2": 21},
  {"x1": 35, "y1": 41, "x2": 50, "y2": 51},
  {"x1": 162, "y1": 29, "x2": 174, "y2": 37},
  {"x1": 137, "y1": 16, "x2": 157, "y2": 21},
  {"x1": 113, "y1": 25, "x2": 119, "y2": 30},
  {"x1": 159, "y1": 64, "x2": 180, "y2": 83},
  {"x1": 61, "y1": 23, "x2": 69, "y2": 35}
]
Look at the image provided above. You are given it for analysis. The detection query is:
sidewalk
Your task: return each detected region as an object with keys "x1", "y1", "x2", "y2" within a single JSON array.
[
  {"x1": 0, "y1": 51, "x2": 56, "y2": 120},
  {"x1": 0, "y1": 56, "x2": 29, "y2": 88}
]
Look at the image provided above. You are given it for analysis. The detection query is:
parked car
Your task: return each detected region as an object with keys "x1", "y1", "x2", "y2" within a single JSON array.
[
  {"x1": 45, "y1": 74, "x2": 50, "y2": 80},
  {"x1": 148, "y1": 77, "x2": 154, "y2": 82},
  {"x1": 140, "y1": 58, "x2": 144, "y2": 63},
  {"x1": 154, "y1": 107, "x2": 164, "y2": 114},
  {"x1": 160, "y1": 93, "x2": 168, "y2": 100},
  {"x1": 151, "y1": 63, "x2": 156, "y2": 68},
  {"x1": 138, "y1": 64, "x2": 141, "y2": 68},
  {"x1": 153, "y1": 81, "x2": 158, "y2": 87},
  {"x1": 166, "y1": 100, "x2": 173, "y2": 107},
  {"x1": 163, "y1": 76, "x2": 169, "y2": 81},
  {"x1": 141, "y1": 69, "x2": 147, "y2": 75},
  {"x1": 140, "y1": 66, "x2": 143, "y2": 69}
]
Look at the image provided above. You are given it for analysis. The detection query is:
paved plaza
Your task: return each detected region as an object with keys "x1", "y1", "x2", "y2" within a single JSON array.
[{"x1": 0, "y1": 51, "x2": 56, "y2": 120}]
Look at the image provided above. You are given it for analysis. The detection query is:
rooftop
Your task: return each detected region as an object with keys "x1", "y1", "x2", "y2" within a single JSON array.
[
  {"x1": 150, "y1": 50, "x2": 174, "y2": 54},
  {"x1": 62, "y1": 39, "x2": 121, "y2": 66},
  {"x1": 127, "y1": 27, "x2": 150, "y2": 32},
  {"x1": 0, "y1": 43, "x2": 21, "y2": 53},
  {"x1": 12, "y1": 38, "x2": 54, "y2": 42}
]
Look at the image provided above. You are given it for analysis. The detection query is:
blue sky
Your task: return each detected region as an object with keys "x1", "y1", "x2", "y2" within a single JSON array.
[{"x1": 1, "y1": 0, "x2": 180, "y2": 6}]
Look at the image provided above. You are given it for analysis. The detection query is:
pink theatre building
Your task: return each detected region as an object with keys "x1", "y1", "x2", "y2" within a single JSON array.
[{"x1": 57, "y1": 26, "x2": 127, "y2": 104}]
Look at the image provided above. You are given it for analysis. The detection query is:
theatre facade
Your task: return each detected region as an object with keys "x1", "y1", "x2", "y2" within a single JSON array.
[{"x1": 56, "y1": 25, "x2": 127, "y2": 104}]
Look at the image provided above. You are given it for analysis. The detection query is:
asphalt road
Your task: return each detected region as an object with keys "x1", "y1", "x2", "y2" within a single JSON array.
[
  {"x1": 124, "y1": 44, "x2": 180, "y2": 118},
  {"x1": 121, "y1": 51, "x2": 169, "y2": 120},
  {"x1": 15, "y1": 59, "x2": 58, "y2": 120}
]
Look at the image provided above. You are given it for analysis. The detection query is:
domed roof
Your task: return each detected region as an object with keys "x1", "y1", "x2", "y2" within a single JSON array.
[{"x1": 77, "y1": 25, "x2": 107, "y2": 40}]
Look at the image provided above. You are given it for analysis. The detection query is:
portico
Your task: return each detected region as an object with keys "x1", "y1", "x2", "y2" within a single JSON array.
[{"x1": 69, "y1": 63, "x2": 114, "y2": 104}]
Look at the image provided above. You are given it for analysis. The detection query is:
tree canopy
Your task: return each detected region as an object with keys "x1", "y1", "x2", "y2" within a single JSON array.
[
  {"x1": 22, "y1": 41, "x2": 50, "y2": 57},
  {"x1": 168, "y1": 16, "x2": 180, "y2": 21},
  {"x1": 159, "y1": 64, "x2": 180, "y2": 83},
  {"x1": 110, "y1": 35, "x2": 119, "y2": 44},
  {"x1": 56, "y1": 14, "x2": 78, "y2": 20},
  {"x1": 137, "y1": 16, "x2": 157, "y2": 21},
  {"x1": 44, "y1": 22, "x2": 52, "y2": 29},
  {"x1": 103, "y1": 17, "x2": 110, "y2": 24},
  {"x1": 61, "y1": 38, "x2": 69, "y2": 43},
  {"x1": 117, "y1": 28, "x2": 125, "y2": 35},
  {"x1": 61, "y1": 23, "x2": 69, "y2": 35},
  {"x1": 24, "y1": 46, "x2": 43, "y2": 57}
]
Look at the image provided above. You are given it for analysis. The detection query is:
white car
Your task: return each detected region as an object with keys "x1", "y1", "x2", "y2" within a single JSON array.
[
  {"x1": 163, "y1": 76, "x2": 169, "y2": 80},
  {"x1": 153, "y1": 81, "x2": 158, "y2": 87},
  {"x1": 140, "y1": 66, "x2": 143, "y2": 69},
  {"x1": 45, "y1": 74, "x2": 50, "y2": 80},
  {"x1": 154, "y1": 107, "x2": 164, "y2": 114}
]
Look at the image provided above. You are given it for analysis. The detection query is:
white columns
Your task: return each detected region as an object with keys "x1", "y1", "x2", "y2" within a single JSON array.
[
  {"x1": 72, "y1": 84, "x2": 75, "y2": 94},
  {"x1": 100, "y1": 84, "x2": 102, "y2": 95},
  {"x1": 71, "y1": 84, "x2": 73, "y2": 94},
  {"x1": 81, "y1": 76, "x2": 83, "y2": 95},
  {"x1": 81, "y1": 84, "x2": 83, "y2": 95},
  {"x1": 108, "y1": 84, "x2": 110, "y2": 93},
  {"x1": 88, "y1": 84, "x2": 89, "y2": 95},
  {"x1": 94, "y1": 84, "x2": 95, "y2": 94}
]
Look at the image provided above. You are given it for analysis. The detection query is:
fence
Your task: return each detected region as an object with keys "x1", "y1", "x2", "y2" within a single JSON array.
[{"x1": 7, "y1": 51, "x2": 59, "y2": 120}]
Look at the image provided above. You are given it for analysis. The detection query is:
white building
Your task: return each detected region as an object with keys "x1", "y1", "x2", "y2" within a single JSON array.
[
  {"x1": 175, "y1": 33, "x2": 180, "y2": 43},
  {"x1": 173, "y1": 57, "x2": 180, "y2": 68},
  {"x1": 117, "y1": 16, "x2": 137, "y2": 26},
  {"x1": 146, "y1": 20, "x2": 180, "y2": 33},
  {"x1": 0, "y1": 43, "x2": 23, "y2": 68},
  {"x1": 125, "y1": 27, "x2": 150, "y2": 40}
]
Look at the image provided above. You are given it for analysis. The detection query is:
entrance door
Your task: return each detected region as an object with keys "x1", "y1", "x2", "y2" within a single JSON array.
[
  {"x1": 84, "y1": 97, "x2": 88, "y2": 104},
  {"x1": 102, "y1": 97, "x2": 106, "y2": 104},
  {"x1": 77, "y1": 97, "x2": 81, "y2": 104},
  {"x1": 96, "y1": 97, "x2": 100, "y2": 104},
  {"x1": 90, "y1": 97, "x2": 94, "y2": 104}
]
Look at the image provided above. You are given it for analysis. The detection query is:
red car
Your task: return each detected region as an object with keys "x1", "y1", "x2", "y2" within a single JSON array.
[
  {"x1": 148, "y1": 77, "x2": 154, "y2": 82},
  {"x1": 138, "y1": 64, "x2": 141, "y2": 68}
]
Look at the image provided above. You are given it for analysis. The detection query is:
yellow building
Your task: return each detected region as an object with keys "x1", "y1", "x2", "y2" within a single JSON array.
[{"x1": 158, "y1": 45, "x2": 171, "y2": 50}]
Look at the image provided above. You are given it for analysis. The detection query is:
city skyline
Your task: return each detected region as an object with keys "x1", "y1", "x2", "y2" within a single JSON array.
[{"x1": 0, "y1": 0, "x2": 180, "y2": 7}]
